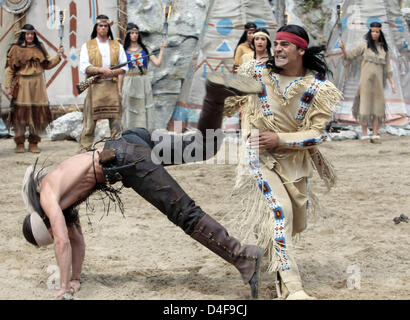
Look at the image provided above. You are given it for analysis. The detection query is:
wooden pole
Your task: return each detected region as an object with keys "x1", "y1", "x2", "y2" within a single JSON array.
[
  {"x1": 117, "y1": 0, "x2": 127, "y2": 42},
  {"x1": 278, "y1": 0, "x2": 286, "y2": 27},
  {"x1": 13, "y1": 13, "x2": 27, "y2": 42}
]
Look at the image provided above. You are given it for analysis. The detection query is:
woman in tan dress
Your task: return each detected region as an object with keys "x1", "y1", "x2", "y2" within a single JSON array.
[
  {"x1": 5, "y1": 24, "x2": 64, "y2": 153},
  {"x1": 233, "y1": 22, "x2": 257, "y2": 73},
  {"x1": 339, "y1": 22, "x2": 396, "y2": 143}
]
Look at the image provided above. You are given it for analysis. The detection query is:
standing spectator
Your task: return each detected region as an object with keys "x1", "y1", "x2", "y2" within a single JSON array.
[
  {"x1": 5, "y1": 24, "x2": 64, "y2": 153},
  {"x1": 78, "y1": 15, "x2": 128, "y2": 152},
  {"x1": 233, "y1": 22, "x2": 257, "y2": 73},
  {"x1": 118, "y1": 23, "x2": 167, "y2": 130},
  {"x1": 339, "y1": 22, "x2": 397, "y2": 143}
]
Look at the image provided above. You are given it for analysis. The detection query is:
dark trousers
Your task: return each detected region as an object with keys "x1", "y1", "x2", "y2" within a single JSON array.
[
  {"x1": 102, "y1": 128, "x2": 219, "y2": 234},
  {"x1": 100, "y1": 80, "x2": 261, "y2": 292}
]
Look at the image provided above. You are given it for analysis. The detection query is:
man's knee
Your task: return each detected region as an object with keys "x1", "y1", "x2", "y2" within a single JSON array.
[
  {"x1": 167, "y1": 195, "x2": 205, "y2": 234},
  {"x1": 122, "y1": 128, "x2": 153, "y2": 147},
  {"x1": 67, "y1": 224, "x2": 84, "y2": 243}
]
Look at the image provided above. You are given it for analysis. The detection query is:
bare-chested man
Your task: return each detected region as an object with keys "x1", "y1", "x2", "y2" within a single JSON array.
[{"x1": 22, "y1": 73, "x2": 264, "y2": 300}]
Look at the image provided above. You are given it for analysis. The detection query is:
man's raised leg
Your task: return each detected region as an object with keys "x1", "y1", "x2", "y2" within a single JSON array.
[
  {"x1": 102, "y1": 134, "x2": 262, "y2": 298},
  {"x1": 198, "y1": 73, "x2": 263, "y2": 135}
]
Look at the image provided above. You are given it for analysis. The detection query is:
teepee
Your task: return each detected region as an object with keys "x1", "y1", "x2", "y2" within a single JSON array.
[
  {"x1": 326, "y1": 0, "x2": 410, "y2": 125},
  {"x1": 166, "y1": 0, "x2": 278, "y2": 132}
]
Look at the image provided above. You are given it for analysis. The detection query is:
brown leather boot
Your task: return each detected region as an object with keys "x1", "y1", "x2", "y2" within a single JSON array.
[
  {"x1": 190, "y1": 214, "x2": 262, "y2": 299},
  {"x1": 29, "y1": 143, "x2": 40, "y2": 153},
  {"x1": 197, "y1": 73, "x2": 263, "y2": 135},
  {"x1": 28, "y1": 135, "x2": 41, "y2": 153},
  {"x1": 14, "y1": 136, "x2": 25, "y2": 153}
]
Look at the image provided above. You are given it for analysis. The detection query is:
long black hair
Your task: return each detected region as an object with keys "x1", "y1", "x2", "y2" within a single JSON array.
[
  {"x1": 365, "y1": 22, "x2": 388, "y2": 54},
  {"x1": 267, "y1": 24, "x2": 332, "y2": 77},
  {"x1": 9, "y1": 24, "x2": 47, "y2": 58},
  {"x1": 91, "y1": 15, "x2": 114, "y2": 40},
  {"x1": 123, "y1": 23, "x2": 150, "y2": 68},
  {"x1": 123, "y1": 23, "x2": 150, "y2": 54},
  {"x1": 252, "y1": 28, "x2": 273, "y2": 61},
  {"x1": 234, "y1": 22, "x2": 257, "y2": 57}
]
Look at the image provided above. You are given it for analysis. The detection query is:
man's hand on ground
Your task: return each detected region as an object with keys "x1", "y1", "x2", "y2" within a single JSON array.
[{"x1": 53, "y1": 287, "x2": 74, "y2": 300}]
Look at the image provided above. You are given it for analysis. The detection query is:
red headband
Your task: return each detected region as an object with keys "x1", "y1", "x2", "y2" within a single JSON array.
[{"x1": 275, "y1": 31, "x2": 308, "y2": 50}]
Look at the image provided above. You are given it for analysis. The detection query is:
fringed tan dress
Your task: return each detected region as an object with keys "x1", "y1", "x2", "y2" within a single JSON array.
[
  {"x1": 344, "y1": 42, "x2": 393, "y2": 125},
  {"x1": 224, "y1": 54, "x2": 342, "y2": 295},
  {"x1": 5, "y1": 44, "x2": 61, "y2": 134}
]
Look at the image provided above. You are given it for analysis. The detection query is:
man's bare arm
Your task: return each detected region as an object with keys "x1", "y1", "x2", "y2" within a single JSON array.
[
  {"x1": 40, "y1": 180, "x2": 73, "y2": 297},
  {"x1": 68, "y1": 224, "x2": 85, "y2": 293}
]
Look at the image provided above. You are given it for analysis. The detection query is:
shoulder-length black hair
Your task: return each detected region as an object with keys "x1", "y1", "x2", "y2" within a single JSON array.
[
  {"x1": 9, "y1": 24, "x2": 47, "y2": 58},
  {"x1": 365, "y1": 22, "x2": 388, "y2": 54},
  {"x1": 91, "y1": 15, "x2": 114, "y2": 40},
  {"x1": 251, "y1": 27, "x2": 273, "y2": 61},
  {"x1": 234, "y1": 22, "x2": 257, "y2": 56},
  {"x1": 267, "y1": 24, "x2": 332, "y2": 77}
]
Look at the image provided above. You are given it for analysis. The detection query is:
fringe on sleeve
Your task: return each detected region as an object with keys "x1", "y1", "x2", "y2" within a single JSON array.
[
  {"x1": 238, "y1": 58, "x2": 256, "y2": 78},
  {"x1": 344, "y1": 42, "x2": 365, "y2": 79},
  {"x1": 304, "y1": 80, "x2": 342, "y2": 190},
  {"x1": 223, "y1": 96, "x2": 248, "y2": 117},
  {"x1": 302, "y1": 79, "x2": 342, "y2": 130},
  {"x1": 309, "y1": 147, "x2": 337, "y2": 190},
  {"x1": 223, "y1": 57, "x2": 256, "y2": 118}
]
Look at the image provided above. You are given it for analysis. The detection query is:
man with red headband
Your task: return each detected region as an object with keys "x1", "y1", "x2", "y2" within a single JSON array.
[
  {"x1": 224, "y1": 24, "x2": 342, "y2": 300},
  {"x1": 78, "y1": 15, "x2": 128, "y2": 152}
]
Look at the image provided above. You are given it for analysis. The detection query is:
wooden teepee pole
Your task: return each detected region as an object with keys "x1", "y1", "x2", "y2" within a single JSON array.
[
  {"x1": 117, "y1": 0, "x2": 127, "y2": 42},
  {"x1": 13, "y1": 12, "x2": 27, "y2": 41}
]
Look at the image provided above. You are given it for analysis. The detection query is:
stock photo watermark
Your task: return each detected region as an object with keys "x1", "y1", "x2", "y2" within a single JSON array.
[
  {"x1": 150, "y1": 127, "x2": 261, "y2": 166},
  {"x1": 46, "y1": 265, "x2": 60, "y2": 290},
  {"x1": 346, "y1": 264, "x2": 361, "y2": 290}
]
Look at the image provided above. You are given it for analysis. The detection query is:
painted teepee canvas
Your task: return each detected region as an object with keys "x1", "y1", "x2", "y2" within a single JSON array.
[
  {"x1": 326, "y1": 0, "x2": 410, "y2": 125},
  {"x1": 167, "y1": 0, "x2": 278, "y2": 132}
]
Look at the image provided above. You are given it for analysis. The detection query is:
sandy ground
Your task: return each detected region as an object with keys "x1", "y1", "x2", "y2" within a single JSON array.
[{"x1": 0, "y1": 133, "x2": 409, "y2": 300}]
